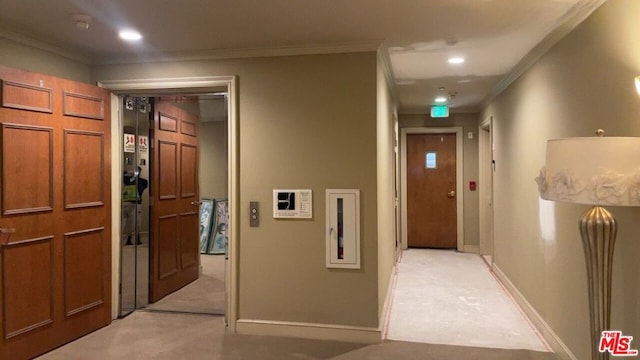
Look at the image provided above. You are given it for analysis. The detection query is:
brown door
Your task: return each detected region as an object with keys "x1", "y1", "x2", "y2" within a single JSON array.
[
  {"x1": 0, "y1": 66, "x2": 112, "y2": 359},
  {"x1": 150, "y1": 100, "x2": 200, "y2": 302},
  {"x1": 407, "y1": 133, "x2": 457, "y2": 248}
]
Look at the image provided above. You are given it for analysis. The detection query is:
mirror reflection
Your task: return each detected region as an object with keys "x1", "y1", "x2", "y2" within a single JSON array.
[
  {"x1": 119, "y1": 94, "x2": 228, "y2": 318},
  {"x1": 120, "y1": 97, "x2": 150, "y2": 316}
]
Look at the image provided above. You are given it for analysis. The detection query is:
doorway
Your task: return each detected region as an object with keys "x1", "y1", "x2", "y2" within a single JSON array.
[
  {"x1": 101, "y1": 76, "x2": 238, "y2": 329},
  {"x1": 400, "y1": 127, "x2": 464, "y2": 251},
  {"x1": 478, "y1": 117, "x2": 494, "y2": 265},
  {"x1": 118, "y1": 94, "x2": 229, "y2": 317},
  {"x1": 406, "y1": 133, "x2": 457, "y2": 248}
]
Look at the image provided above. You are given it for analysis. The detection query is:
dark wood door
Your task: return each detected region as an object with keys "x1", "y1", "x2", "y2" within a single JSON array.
[
  {"x1": 0, "y1": 66, "x2": 111, "y2": 359},
  {"x1": 407, "y1": 133, "x2": 457, "y2": 248},
  {"x1": 150, "y1": 100, "x2": 200, "y2": 302}
]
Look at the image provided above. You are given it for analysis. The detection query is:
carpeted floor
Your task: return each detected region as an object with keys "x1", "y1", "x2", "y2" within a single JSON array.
[
  {"x1": 38, "y1": 312, "x2": 557, "y2": 360},
  {"x1": 144, "y1": 254, "x2": 226, "y2": 314},
  {"x1": 386, "y1": 249, "x2": 548, "y2": 351},
  {"x1": 38, "y1": 250, "x2": 559, "y2": 359}
]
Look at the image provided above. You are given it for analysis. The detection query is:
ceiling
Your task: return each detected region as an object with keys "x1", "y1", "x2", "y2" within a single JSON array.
[{"x1": 0, "y1": 0, "x2": 603, "y2": 114}]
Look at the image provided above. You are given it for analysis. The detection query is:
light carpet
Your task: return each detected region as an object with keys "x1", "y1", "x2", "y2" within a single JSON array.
[
  {"x1": 144, "y1": 254, "x2": 226, "y2": 314},
  {"x1": 38, "y1": 312, "x2": 557, "y2": 360},
  {"x1": 385, "y1": 249, "x2": 549, "y2": 352}
]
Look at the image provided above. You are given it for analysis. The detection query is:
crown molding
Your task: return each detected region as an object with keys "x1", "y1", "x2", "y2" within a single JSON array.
[
  {"x1": 93, "y1": 40, "x2": 383, "y2": 65},
  {"x1": 377, "y1": 43, "x2": 400, "y2": 110},
  {"x1": 481, "y1": 0, "x2": 607, "y2": 109},
  {"x1": 0, "y1": 25, "x2": 381, "y2": 66},
  {"x1": 0, "y1": 27, "x2": 91, "y2": 64}
]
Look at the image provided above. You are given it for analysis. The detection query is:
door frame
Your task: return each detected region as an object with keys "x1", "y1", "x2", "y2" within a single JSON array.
[
  {"x1": 393, "y1": 115, "x2": 401, "y2": 261},
  {"x1": 478, "y1": 116, "x2": 494, "y2": 263},
  {"x1": 98, "y1": 76, "x2": 239, "y2": 331},
  {"x1": 400, "y1": 127, "x2": 464, "y2": 251}
]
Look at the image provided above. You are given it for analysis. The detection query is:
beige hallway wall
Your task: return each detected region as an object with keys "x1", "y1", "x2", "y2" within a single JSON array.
[
  {"x1": 376, "y1": 51, "x2": 397, "y2": 317},
  {"x1": 0, "y1": 37, "x2": 91, "y2": 83},
  {"x1": 200, "y1": 121, "x2": 228, "y2": 200},
  {"x1": 91, "y1": 52, "x2": 381, "y2": 329},
  {"x1": 481, "y1": 1, "x2": 640, "y2": 358}
]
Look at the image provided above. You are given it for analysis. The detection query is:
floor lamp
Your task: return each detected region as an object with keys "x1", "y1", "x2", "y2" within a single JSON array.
[{"x1": 536, "y1": 130, "x2": 640, "y2": 360}]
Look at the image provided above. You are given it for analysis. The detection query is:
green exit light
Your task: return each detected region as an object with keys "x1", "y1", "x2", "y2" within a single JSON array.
[{"x1": 430, "y1": 105, "x2": 449, "y2": 118}]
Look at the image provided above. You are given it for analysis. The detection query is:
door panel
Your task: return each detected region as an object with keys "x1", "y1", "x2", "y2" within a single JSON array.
[
  {"x1": 181, "y1": 144, "x2": 197, "y2": 197},
  {"x1": 158, "y1": 215, "x2": 179, "y2": 280},
  {"x1": 180, "y1": 212, "x2": 199, "y2": 268},
  {"x1": 2, "y1": 124, "x2": 54, "y2": 214},
  {"x1": 151, "y1": 100, "x2": 200, "y2": 302},
  {"x1": 3, "y1": 237, "x2": 54, "y2": 339},
  {"x1": 407, "y1": 133, "x2": 457, "y2": 248},
  {"x1": 1, "y1": 80, "x2": 53, "y2": 113},
  {"x1": 63, "y1": 228, "x2": 105, "y2": 316},
  {"x1": 159, "y1": 141, "x2": 178, "y2": 199},
  {"x1": 62, "y1": 91, "x2": 105, "y2": 120},
  {"x1": 0, "y1": 65, "x2": 111, "y2": 360},
  {"x1": 63, "y1": 130, "x2": 105, "y2": 208}
]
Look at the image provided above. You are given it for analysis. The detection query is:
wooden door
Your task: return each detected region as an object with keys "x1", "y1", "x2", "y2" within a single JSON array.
[
  {"x1": 0, "y1": 66, "x2": 111, "y2": 359},
  {"x1": 150, "y1": 100, "x2": 200, "y2": 302},
  {"x1": 407, "y1": 133, "x2": 456, "y2": 248}
]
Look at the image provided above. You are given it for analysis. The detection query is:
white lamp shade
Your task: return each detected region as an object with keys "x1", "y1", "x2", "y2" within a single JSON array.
[{"x1": 537, "y1": 136, "x2": 640, "y2": 206}]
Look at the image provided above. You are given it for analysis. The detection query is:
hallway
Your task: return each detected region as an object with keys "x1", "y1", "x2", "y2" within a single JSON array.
[
  {"x1": 385, "y1": 249, "x2": 549, "y2": 351},
  {"x1": 37, "y1": 250, "x2": 555, "y2": 359}
]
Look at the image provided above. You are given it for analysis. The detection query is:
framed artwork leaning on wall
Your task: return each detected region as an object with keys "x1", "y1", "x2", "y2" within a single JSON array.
[{"x1": 199, "y1": 199, "x2": 215, "y2": 254}]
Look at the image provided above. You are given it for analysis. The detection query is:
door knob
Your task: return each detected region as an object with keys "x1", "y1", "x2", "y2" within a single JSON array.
[
  {"x1": 191, "y1": 201, "x2": 203, "y2": 206},
  {"x1": 447, "y1": 190, "x2": 456, "y2": 198}
]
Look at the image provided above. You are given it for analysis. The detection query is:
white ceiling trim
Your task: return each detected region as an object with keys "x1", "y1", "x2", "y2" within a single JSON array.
[
  {"x1": 0, "y1": 25, "x2": 382, "y2": 67},
  {"x1": 96, "y1": 76, "x2": 234, "y2": 95},
  {"x1": 481, "y1": 0, "x2": 607, "y2": 109},
  {"x1": 92, "y1": 40, "x2": 384, "y2": 65},
  {"x1": 377, "y1": 44, "x2": 399, "y2": 110}
]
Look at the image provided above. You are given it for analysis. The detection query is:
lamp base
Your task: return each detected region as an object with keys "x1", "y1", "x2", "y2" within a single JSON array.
[{"x1": 578, "y1": 205, "x2": 616, "y2": 360}]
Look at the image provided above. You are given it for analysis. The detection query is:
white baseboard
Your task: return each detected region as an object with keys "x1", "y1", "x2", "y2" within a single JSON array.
[
  {"x1": 236, "y1": 319, "x2": 381, "y2": 344},
  {"x1": 492, "y1": 264, "x2": 577, "y2": 360},
  {"x1": 379, "y1": 265, "x2": 398, "y2": 338},
  {"x1": 463, "y1": 245, "x2": 480, "y2": 254}
]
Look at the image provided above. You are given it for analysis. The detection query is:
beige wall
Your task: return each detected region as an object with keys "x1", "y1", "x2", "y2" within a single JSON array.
[
  {"x1": 376, "y1": 52, "x2": 397, "y2": 316},
  {"x1": 92, "y1": 52, "x2": 381, "y2": 328},
  {"x1": 0, "y1": 37, "x2": 91, "y2": 83},
  {"x1": 481, "y1": 0, "x2": 640, "y2": 358},
  {"x1": 399, "y1": 113, "x2": 480, "y2": 247},
  {"x1": 199, "y1": 121, "x2": 228, "y2": 200}
]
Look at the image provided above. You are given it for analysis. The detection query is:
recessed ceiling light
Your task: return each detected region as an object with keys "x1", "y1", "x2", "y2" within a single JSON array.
[
  {"x1": 448, "y1": 57, "x2": 465, "y2": 64},
  {"x1": 435, "y1": 97, "x2": 447, "y2": 103},
  {"x1": 395, "y1": 79, "x2": 416, "y2": 85},
  {"x1": 119, "y1": 30, "x2": 143, "y2": 41}
]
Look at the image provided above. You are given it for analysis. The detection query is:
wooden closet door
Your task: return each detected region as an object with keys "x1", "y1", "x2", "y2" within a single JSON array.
[
  {"x1": 150, "y1": 100, "x2": 200, "y2": 302},
  {"x1": 0, "y1": 65, "x2": 111, "y2": 359}
]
